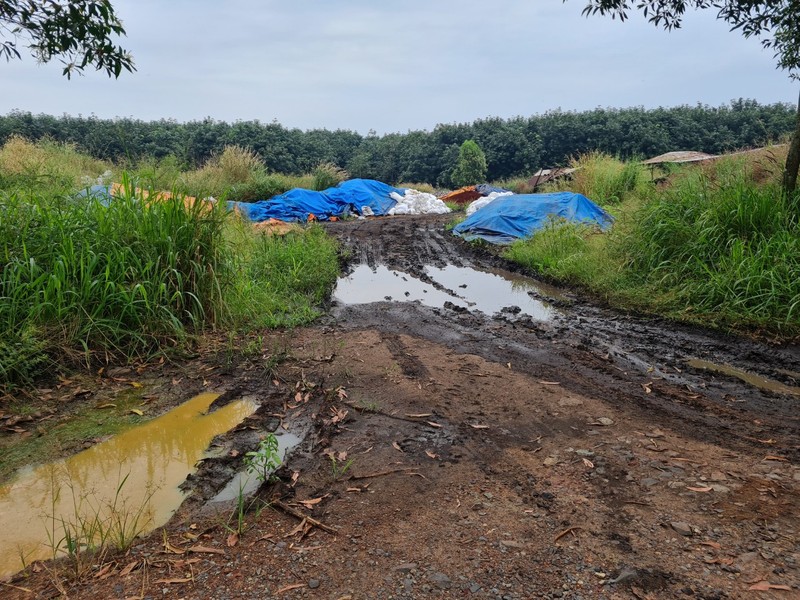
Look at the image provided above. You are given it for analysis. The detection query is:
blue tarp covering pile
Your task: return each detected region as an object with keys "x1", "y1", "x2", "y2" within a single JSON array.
[
  {"x1": 452, "y1": 191, "x2": 613, "y2": 244},
  {"x1": 230, "y1": 179, "x2": 405, "y2": 223},
  {"x1": 76, "y1": 184, "x2": 116, "y2": 205}
]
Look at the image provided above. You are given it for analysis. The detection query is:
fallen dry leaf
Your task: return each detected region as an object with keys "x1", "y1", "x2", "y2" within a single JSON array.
[
  {"x1": 406, "y1": 413, "x2": 432, "y2": 418},
  {"x1": 154, "y1": 577, "x2": 192, "y2": 584},
  {"x1": 748, "y1": 581, "x2": 792, "y2": 591},
  {"x1": 426, "y1": 421, "x2": 442, "y2": 428},
  {"x1": 538, "y1": 381, "x2": 560, "y2": 386},
  {"x1": 93, "y1": 562, "x2": 116, "y2": 579},
  {"x1": 163, "y1": 539, "x2": 186, "y2": 555},
  {"x1": 188, "y1": 545, "x2": 225, "y2": 555},
  {"x1": 392, "y1": 441, "x2": 404, "y2": 452},
  {"x1": 276, "y1": 583, "x2": 306, "y2": 593},
  {"x1": 96, "y1": 403, "x2": 116, "y2": 409},
  {"x1": 119, "y1": 560, "x2": 140, "y2": 577},
  {"x1": 582, "y1": 458, "x2": 594, "y2": 469},
  {"x1": 699, "y1": 541, "x2": 722, "y2": 550},
  {"x1": 425, "y1": 450, "x2": 438, "y2": 459},
  {"x1": 129, "y1": 408, "x2": 144, "y2": 416},
  {"x1": 470, "y1": 424, "x2": 489, "y2": 429},
  {"x1": 298, "y1": 496, "x2": 325, "y2": 508},
  {"x1": 226, "y1": 532, "x2": 239, "y2": 547},
  {"x1": 763, "y1": 455, "x2": 789, "y2": 462},
  {"x1": 687, "y1": 486, "x2": 713, "y2": 493}
]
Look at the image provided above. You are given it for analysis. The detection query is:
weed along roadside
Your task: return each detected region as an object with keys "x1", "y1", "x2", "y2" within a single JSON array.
[{"x1": 1, "y1": 139, "x2": 799, "y2": 598}]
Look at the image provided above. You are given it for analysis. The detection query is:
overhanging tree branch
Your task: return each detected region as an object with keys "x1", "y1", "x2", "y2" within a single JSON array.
[{"x1": 0, "y1": 0, "x2": 135, "y2": 78}]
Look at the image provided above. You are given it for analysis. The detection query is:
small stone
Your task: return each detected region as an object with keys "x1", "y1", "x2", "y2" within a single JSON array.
[
  {"x1": 394, "y1": 563, "x2": 418, "y2": 573},
  {"x1": 710, "y1": 484, "x2": 730, "y2": 493},
  {"x1": 671, "y1": 522, "x2": 693, "y2": 536},
  {"x1": 308, "y1": 579, "x2": 320, "y2": 589},
  {"x1": 596, "y1": 417, "x2": 614, "y2": 426},
  {"x1": 430, "y1": 572, "x2": 452, "y2": 589},
  {"x1": 544, "y1": 456, "x2": 559, "y2": 467},
  {"x1": 710, "y1": 471, "x2": 727, "y2": 482},
  {"x1": 470, "y1": 582, "x2": 481, "y2": 593},
  {"x1": 640, "y1": 478, "x2": 659, "y2": 487}
]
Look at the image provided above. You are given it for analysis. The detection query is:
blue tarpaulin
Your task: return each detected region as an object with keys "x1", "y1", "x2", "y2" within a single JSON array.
[
  {"x1": 230, "y1": 179, "x2": 405, "y2": 222},
  {"x1": 452, "y1": 191, "x2": 613, "y2": 244}
]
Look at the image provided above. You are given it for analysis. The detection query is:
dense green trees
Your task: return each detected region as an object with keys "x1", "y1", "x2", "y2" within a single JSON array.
[{"x1": 0, "y1": 100, "x2": 795, "y2": 187}]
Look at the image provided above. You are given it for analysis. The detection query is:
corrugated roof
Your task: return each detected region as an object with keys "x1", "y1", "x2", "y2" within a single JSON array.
[{"x1": 641, "y1": 151, "x2": 717, "y2": 165}]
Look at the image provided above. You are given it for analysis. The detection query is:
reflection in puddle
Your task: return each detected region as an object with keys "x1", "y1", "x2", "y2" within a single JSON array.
[
  {"x1": 334, "y1": 263, "x2": 555, "y2": 321},
  {"x1": 211, "y1": 431, "x2": 302, "y2": 503},
  {"x1": 687, "y1": 359, "x2": 800, "y2": 396},
  {"x1": 0, "y1": 393, "x2": 258, "y2": 577}
]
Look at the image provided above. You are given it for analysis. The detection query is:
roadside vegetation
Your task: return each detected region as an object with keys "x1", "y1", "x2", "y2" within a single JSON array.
[
  {"x1": 505, "y1": 148, "x2": 800, "y2": 338},
  {"x1": 0, "y1": 138, "x2": 339, "y2": 388}
]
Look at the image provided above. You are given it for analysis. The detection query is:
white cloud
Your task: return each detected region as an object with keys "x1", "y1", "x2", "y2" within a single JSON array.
[{"x1": 1, "y1": 0, "x2": 795, "y2": 133}]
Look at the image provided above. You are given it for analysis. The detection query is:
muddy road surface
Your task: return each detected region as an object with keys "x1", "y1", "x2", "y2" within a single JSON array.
[{"x1": 5, "y1": 214, "x2": 799, "y2": 599}]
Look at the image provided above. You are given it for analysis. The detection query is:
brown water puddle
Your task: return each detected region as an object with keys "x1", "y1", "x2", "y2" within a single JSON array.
[
  {"x1": 334, "y1": 263, "x2": 556, "y2": 320},
  {"x1": 0, "y1": 392, "x2": 257, "y2": 577},
  {"x1": 687, "y1": 359, "x2": 800, "y2": 396}
]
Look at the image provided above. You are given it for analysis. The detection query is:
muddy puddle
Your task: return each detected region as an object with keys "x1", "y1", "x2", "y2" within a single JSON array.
[
  {"x1": 0, "y1": 392, "x2": 257, "y2": 577},
  {"x1": 687, "y1": 359, "x2": 800, "y2": 396},
  {"x1": 334, "y1": 263, "x2": 556, "y2": 320}
]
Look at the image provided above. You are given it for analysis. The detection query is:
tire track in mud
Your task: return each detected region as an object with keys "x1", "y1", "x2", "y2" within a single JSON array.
[{"x1": 323, "y1": 215, "x2": 800, "y2": 460}]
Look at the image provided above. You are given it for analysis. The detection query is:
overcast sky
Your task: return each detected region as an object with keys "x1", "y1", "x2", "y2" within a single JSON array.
[{"x1": 2, "y1": 0, "x2": 797, "y2": 134}]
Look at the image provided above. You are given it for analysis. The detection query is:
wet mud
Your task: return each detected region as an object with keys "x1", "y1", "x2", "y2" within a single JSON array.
[{"x1": 5, "y1": 213, "x2": 799, "y2": 599}]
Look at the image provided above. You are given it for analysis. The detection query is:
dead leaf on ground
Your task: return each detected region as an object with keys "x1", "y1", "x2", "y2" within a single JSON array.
[
  {"x1": 276, "y1": 583, "x2": 306, "y2": 593},
  {"x1": 298, "y1": 496, "x2": 327, "y2": 508},
  {"x1": 392, "y1": 441, "x2": 404, "y2": 452},
  {"x1": 687, "y1": 486, "x2": 713, "y2": 493},
  {"x1": 582, "y1": 458, "x2": 594, "y2": 469},
  {"x1": 163, "y1": 539, "x2": 186, "y2": 555},
  {"x1": 538, "y1": 381, "x2": 560, "y2": 386},
  {"x1": 188, "y1": 545, "x2": 225, "y2": 555},
  {"x1": 119, "y1": 560, "x2": 140, "y2": 577},
  {"x1": 426, "y1": 421, "x2": 442, "y2": 428},
  {"x1": 155, "y1": 577, "x2": 192, "y2": 584},
  {"x1": 642, "y1": 382, "x2": 653, "y2": 394},
  {"x1": 93, "y1": 562, "x2": 116, "y2": 579},
  {"x1": 763, "y1": 455, "x2": 789, "y2": 462},
  {"x1": 470, "y1": 424, "x2": 489, "y2": 429},
  {"x1": 129, "y1": 408, "x2": 144, "y2": 416},
  {"x1": 226, "y1": 532, "x2": 239, "y2": 547},
  {"x1": 96, "y1": 403, "x2": 116, "y2": 409},
  {"x1": 748, "y1": 581, "x2": 792, "y2": 591},
  {"x1": 425, "y1": 450, "x2": 438, "y2": 459},
  {"x1": 699, "y1": 541, "x2": 722, "y2": 550},
  {"x1": 406, "y1": 413, "x2": 432, "y2": 418}
]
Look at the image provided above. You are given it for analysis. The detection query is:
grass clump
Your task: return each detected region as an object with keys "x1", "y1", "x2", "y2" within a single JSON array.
[
  {"x1": 505, "y1": 153, "x2": 800, "y2": 337},
  {"x1": 0, "y1": 141, "x2": 341, "y2": 387},
  {"x1": 548, "y1": 151, "x2": 647, "y2": 205},
  {"x1": 311, "y1": 162, "x2": 349, "y2": 191}
]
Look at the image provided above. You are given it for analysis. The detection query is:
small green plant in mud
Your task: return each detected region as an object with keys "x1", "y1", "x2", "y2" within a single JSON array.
[
  {"x1": 329, "y1": 454, "x2": 354, "y2": 480},
  {"x1": 244, "y1": 433, "x2": 282, "y2": 484}
]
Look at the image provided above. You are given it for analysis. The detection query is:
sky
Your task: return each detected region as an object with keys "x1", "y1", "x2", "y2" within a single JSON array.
[{"x1": 2, "y1": 0, "x2": 798, "y2": 135}]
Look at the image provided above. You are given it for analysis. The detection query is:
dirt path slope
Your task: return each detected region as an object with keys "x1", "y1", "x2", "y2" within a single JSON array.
[{"x1": 6, "y1": 215, "x2": 799, "y2": 600}]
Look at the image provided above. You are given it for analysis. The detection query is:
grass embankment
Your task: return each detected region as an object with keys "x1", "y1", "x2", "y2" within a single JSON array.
[
  {"x1": 505, "y1": 150, "x2": 800, "y2": 338},
  {"x1": 0, "y1": 138, "x2": 340, "y2": 388}
]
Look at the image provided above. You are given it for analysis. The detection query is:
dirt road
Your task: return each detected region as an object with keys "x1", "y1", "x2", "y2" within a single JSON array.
[{"x1": 7, "y1": 215, "x2": 799, "y2": 599}]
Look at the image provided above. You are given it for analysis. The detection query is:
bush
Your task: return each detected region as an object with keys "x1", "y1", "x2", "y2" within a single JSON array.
[
  {"x1": 451, "y1": 140, "x2": 487, "y2": 188},
  {"x1": 311, "y1": 162, "x2": 349, "y2": 191},
  {"x1": 564, "y1": 152, "x2": 647, "y2": 205}
]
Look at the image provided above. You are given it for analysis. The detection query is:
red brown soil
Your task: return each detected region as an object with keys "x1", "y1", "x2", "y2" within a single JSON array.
[{"x1": 3, "y1": 215, "x2": 799, "y2": 600}]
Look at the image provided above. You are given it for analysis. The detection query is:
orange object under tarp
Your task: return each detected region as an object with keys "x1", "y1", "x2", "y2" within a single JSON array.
[
  {"x1": 109, "y1": 183, "x2": 211, "y2": 212},
  {"x1": 439, "y1": 186, "x2": 482, "y2": 205},
  {"x1": 252, "y1": 218, "x2": 302, "y2": 236}
]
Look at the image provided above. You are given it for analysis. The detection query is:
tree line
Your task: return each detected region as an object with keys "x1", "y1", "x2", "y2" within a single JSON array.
[{"x1": 1, "y1": 99, "x2": 795, "y2": 186}]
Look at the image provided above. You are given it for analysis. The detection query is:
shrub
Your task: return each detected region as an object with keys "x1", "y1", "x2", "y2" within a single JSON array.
[
  {"x1": 451, "y1": 140, "x2": 487, "y2": 188},
  {"x1": 311, "y1": 162, "x2": 349, "y2": 191}
]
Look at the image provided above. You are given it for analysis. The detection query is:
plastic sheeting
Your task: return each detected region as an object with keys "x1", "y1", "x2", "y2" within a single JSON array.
[
  {"x1": 465, "y1": 191, "x2": 513, "y2": 216},
  {"x1": 229, "y1": 179, "x2": 405, "y2": 223},
  {"x1": 388, "y1": 190, "x2": 451, "y2": 215},
  {"x1": 453, "y1": 191, "x2": 613, "y2": 244}
]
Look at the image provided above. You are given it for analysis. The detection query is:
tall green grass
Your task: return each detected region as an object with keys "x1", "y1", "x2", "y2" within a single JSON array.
[
  {"x1": 504, "y1": 154, "x2": 800, "y2": 337},
  {"x1": 0, "y1": 169, "x2": 339, "y2": 386}
]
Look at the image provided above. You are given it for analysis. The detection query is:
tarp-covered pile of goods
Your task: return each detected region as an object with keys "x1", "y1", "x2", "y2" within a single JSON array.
[
  {"x1": 439, "y1": 183, "x2": 511, "y2": 205},
  {"x1": 230, "y1": 179, "x2": 451, "y2": 223},
  {"x1": 453, "y1": 191, "x2": 613, "y2": 244},
  {"x1": 77, "y1": 183, "x2": 209, "y2": 211}
]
